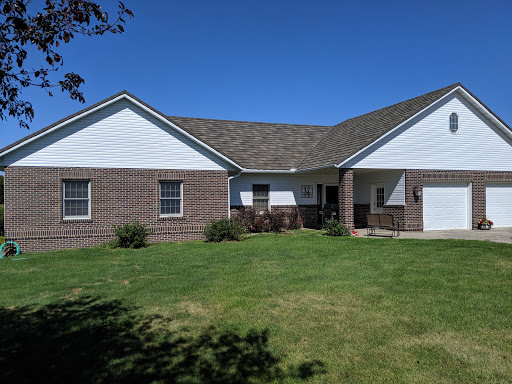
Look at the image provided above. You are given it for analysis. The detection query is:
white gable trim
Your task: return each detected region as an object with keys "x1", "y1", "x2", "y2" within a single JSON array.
[
  {"x1": 0, "y1": 94, "x2": 244, "y2": 170},
  {"x1": 337, "y1": 86, "x2": 512, "y2": 168}
]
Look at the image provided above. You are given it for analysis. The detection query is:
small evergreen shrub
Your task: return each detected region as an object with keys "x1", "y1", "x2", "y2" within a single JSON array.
[
  {"x1": 204, "y1": 218, "x2": 244, "y2": 242},
  {"x1": 323, "y1": 219, "x2": 350, "y2": 237},
  {"x1": 111, "y1": 222, "x2": 152, "y2": 249},
  {"x1": 287, "y1": 207, "x2": 303, "y2": 230}
]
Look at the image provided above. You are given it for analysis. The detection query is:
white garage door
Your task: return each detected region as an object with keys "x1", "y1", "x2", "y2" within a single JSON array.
[
  {"x1": 423, "y1": 183, "x2": 470, "y2": 230},
  {"x1": 486, "y1": 183, "x2": 512, "y2": 228}
]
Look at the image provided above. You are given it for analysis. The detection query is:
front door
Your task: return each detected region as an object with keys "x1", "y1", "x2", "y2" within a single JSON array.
[{"x1": 371, "y1": 183, "x2": 385, "y2": 214}]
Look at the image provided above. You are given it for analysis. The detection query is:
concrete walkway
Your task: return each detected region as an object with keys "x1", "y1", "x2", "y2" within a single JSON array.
[{"x1": 358, "y1": 227, "x2": 512, "y2": 244}]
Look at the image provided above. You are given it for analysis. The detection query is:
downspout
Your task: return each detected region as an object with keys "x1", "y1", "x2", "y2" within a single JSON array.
[{"x1": 227, "y1": 171, "x2": 242, "y2": 218}]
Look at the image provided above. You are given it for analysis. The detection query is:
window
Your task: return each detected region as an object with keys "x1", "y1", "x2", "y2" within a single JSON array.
[
  {"x1": 160, "y1": 181, "x2": 183, "y2": 217},
  {"x1": 450, "y1": 113, "x2": 458, "y2": 133},
  {"x1": 253, "y1": 184, "x2": 269, "y2": 212},
  {"x1": 63, "y1": 180, "x2": 90, "y2": 219},
  {"x1": 376, "y1": 185, "x2": 384, "y2": 209},
  {"x1": 301, "y1": 185, "x2": 313, "y2": 198}
]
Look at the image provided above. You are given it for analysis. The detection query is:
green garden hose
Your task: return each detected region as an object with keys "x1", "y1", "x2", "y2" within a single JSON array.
[{"x1": 0, "y1": 242, "x2": 21, "y2": 258}]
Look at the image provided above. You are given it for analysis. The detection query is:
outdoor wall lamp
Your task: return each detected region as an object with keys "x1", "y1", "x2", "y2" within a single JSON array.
[{"x1": 413, "y1": 186, "x2": 422, "y2": 198}]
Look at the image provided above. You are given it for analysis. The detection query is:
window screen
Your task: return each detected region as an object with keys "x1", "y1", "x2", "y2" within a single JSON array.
[
  {"x1": 63, "y1": 180, "x2": 90, "y2": 218},
  {"x1": 253, "y1": 184, "x2": 269, "y2": 212},
  {"x1": 160, "y1": 181, "x2": 182, "y2": 216}
]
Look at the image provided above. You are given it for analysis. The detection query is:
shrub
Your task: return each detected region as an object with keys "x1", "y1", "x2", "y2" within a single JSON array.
[
  {"x1": 323, "y1": 219, "x2": 350, "y2": 237},
  {"x1": 263, "y1": 210, "x2": 286, "y2": 233},
  {"x1": 287, "y1": 206, "x2": 303, "y2": 230},
  {"x1": 0, "y1": 236, "x2": 4, "y2": 245},
  {"x1": 204, "y1": 218, "x2": 244, "y2": 242},
  {"x1": 233, "y1": 206, "x2": 257, "y2": 231},
  {"x1": 111, "y1": 222, "x2": 152, "y2": 249},
  {"x1": 234, "y1": 207, "x2": 303, "y2": 233}
]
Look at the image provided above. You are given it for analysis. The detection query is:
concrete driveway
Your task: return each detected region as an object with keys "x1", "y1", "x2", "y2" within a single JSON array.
[{"x1": 359, "y1": 227, "x2": 512, "y2": 244}]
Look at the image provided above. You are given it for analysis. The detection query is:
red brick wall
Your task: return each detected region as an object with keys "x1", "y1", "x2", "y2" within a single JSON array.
[
  {"x1": 4, "y1": 167, "x2": 229, "y2": 252},
  {"x1": 338, "y1": 169, "x2": 354, "y2": 230},
  {"x1": 404, "y1": 170, "x2": 512, "y2": 231}
]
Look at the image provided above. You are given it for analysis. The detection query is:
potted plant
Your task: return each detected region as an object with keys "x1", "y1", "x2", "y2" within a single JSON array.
[{"x1": 478, "y1": 217, "x2": 493, "y2": 230}]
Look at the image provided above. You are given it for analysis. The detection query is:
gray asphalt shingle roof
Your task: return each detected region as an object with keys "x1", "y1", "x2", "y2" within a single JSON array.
[
  {"x1": 169, "y1": 83, "x2": 462, "y2": 170},
  {"x1": 167, "y1": 116, "x2": 331, "y2": 170}
]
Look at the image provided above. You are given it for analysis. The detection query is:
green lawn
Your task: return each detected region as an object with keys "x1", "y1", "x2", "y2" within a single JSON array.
[{"x1": 1, "y1": 231, "x2": 511, "y2": 383}]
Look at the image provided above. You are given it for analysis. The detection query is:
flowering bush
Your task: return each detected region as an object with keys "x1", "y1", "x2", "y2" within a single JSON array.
[{"x1": 479, "y1": 217, "x2": 494, "y2": 226}]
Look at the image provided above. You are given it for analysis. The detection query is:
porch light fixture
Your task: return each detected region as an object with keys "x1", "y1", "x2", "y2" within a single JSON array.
[{"x1": 413, "y1": 186, "x2": 422, "y2": 198}]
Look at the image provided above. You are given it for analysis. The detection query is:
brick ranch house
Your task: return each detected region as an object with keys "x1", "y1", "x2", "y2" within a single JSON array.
[{"x1": 1, "y1": 83, "x2": 511, "y2": 252}]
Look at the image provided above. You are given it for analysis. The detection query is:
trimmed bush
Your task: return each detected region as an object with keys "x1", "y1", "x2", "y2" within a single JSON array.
[
  {"x1": 204, "y1": 218, "x2": 244, "y2": 242},
  {"x1": 0, "y1": 236, "x2": 4, "y2": 245},
  {"x1": 287, "y1": 207, "x2": 303, "y2": 230},
  {"x1": 262, "y1": 210, "x2": 286, "y2": 233},
  {"x1": 111, "y1": 222, "x2": 152, "y2": 249},
  {"x1": 234, "y1": 206, "x2": 304, "y2": 233},
  {"x1": 233, "y1": 206, "x2": 257, "y2": 231},
  {"x1": 323, "y1": 219, "x2": 350, "y2": 237}
]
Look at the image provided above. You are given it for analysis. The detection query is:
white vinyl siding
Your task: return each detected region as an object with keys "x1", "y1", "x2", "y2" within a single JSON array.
[
  {"x1": 353, "y1": 170, "x2": 405, "y2": 205},
  {"x1": 486, "y1": 183, "x2": 512, "y2": 227},
  {"x1": 4, "y1": 99, "x2": 234, "y2": 171},
  {"x1": 230, "y1": 168, "x2": 338, "y2": 206},
  {"x1": 423, "y1": 183, "x2": 470, "y2": 230},
  {"x1": 345, "y1": 93, "x2": 512, "y2": 171}
]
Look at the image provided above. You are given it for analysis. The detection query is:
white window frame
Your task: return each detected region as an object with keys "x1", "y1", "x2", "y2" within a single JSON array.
[
  {"x1": 62, "y1": 180, "x2": 91, "y2": 220},
  {"x1": 449, "y1": 112, "x2": 459, "y2": 134},
  {"x1": 159, "y1": 181, "x2": 183, "y2": 218}
]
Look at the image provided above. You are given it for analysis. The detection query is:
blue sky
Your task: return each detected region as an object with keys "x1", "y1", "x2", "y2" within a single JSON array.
[{"x1": 1, "y1": 0, "x2": 511, "y2": 154}]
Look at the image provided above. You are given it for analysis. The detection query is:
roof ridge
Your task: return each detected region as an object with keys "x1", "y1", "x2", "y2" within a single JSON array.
[
  {"x1": 295, "y1": 124, "x2": 338, "y2": 169},
  {"x1": 167, "y1": 115, "x2": 331, "y2": 128}
]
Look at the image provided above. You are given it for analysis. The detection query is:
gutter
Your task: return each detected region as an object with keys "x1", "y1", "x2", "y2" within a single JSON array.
[
  {"x1": 242, "y1": 164, "x2": 338, "y2": 174},
  {"x1": 227, "y1": 171, "x2": 242, "y2": 218}
]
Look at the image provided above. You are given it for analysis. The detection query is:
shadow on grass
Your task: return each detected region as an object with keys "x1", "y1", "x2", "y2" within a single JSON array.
[{"x1": 0, "y1": 297, "x2": 325, "y2": 383}]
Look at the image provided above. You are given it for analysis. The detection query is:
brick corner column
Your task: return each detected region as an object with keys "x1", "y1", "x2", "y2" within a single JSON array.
[
  {"x1": 472, "y1": 173, "x2": 486, "y2": 230},
  {"x1": 338, "y1": 168, "x2": 354, "y2": 230}
]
